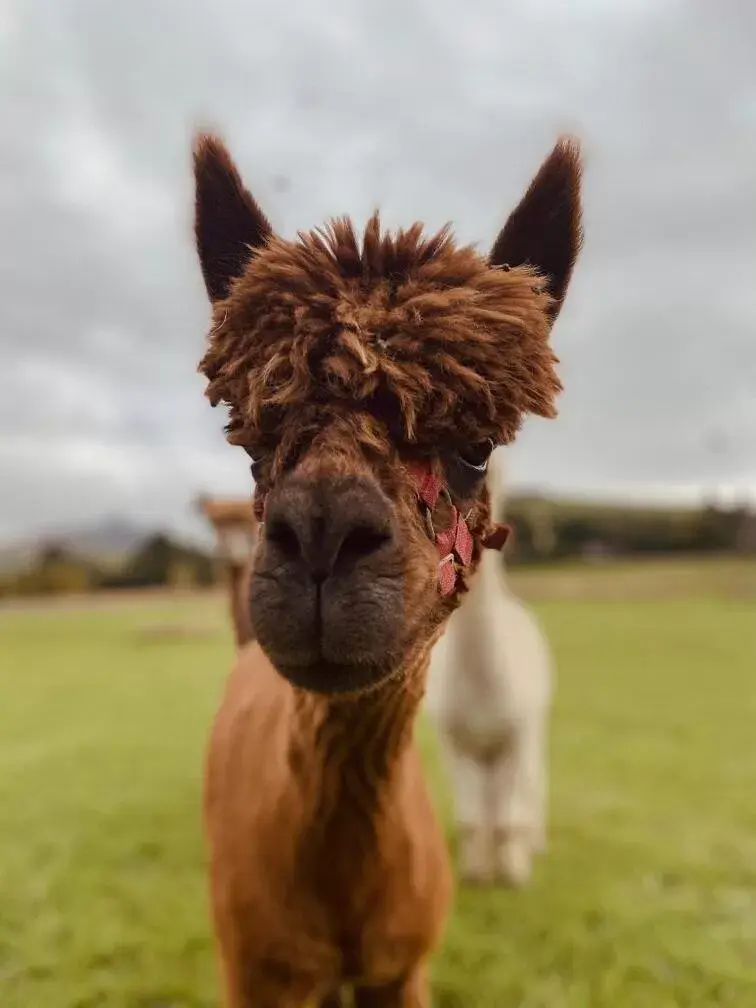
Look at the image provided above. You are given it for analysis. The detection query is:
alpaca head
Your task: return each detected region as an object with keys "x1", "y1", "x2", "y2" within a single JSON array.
[
  {"x1": 193, "y1": 134, "x2": 582, "y2": 694},
  {"x1": 196, "y1": 495, "x2": 257, "y2": 564}
]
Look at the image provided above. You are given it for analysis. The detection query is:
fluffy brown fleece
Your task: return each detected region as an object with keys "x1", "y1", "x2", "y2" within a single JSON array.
[
  {"x1": 199, "y1": 215, "x2": 562, "y2": 460},
  {"x1": 192, "y1": 133, "x2": 582, "y2": 1007}
]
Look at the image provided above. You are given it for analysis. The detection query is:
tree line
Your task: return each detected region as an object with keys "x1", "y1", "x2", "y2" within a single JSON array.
[
  {"x1": 504, "y1": 497, "x2": 756, "y2": 564},
  {"x1": 0, "y1": 499, "x2": 753, "y2": 598},
  {"x1": 0, "y1": 534, "x2": 220, "y2": 599}
]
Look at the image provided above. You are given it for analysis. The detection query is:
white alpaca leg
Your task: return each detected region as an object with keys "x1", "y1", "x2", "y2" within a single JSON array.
[
  {"x1": 487, "y1": 718, "x2": 548, "y2": 886},
  {"x1": 438, "y1": 735, "x2": 492, "y2": 883},
  {"x1": 526, "y1": 716, "x2": 548, "y2": 854}
]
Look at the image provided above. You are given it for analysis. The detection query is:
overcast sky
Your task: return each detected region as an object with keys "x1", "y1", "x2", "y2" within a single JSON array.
[{"x1": 1, "y1": 0, "x2": 755, "y2": 542}]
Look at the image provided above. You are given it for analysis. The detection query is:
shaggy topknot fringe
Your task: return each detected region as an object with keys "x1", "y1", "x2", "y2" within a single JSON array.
[{"x1": 199, "y1": 213, "x2": 562, "y2": 452}]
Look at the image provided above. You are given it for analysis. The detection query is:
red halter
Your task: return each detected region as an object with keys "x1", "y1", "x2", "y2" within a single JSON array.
[
  {"x1": 252, "y1": 462, "x2": 511, "y2": 597},
  {"x1": 405, "y1": 461, "x2": 512, "y2": 596}
]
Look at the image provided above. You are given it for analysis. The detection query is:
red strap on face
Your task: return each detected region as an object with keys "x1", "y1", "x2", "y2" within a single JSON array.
[
  {"x1": 405, "y1": 461, "x2": 445, "y2": 512},
  {"x1": 255, "y1": 461, "x2": 511, "y2": 597},
  {"x1": 407, "y1": 460, "x2": 508, "y2": 596},
  {"x1": 437, "y1": 555, "x2": 457, "y2": 596},
  {"x1": 435, "y1": 510, "x2": 474, "y2": 597},
  {"x1": 435, "y1": 510, "x2": 474, "y2": 567}
]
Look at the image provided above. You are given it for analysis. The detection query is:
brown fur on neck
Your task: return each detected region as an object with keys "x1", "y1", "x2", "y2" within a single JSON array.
[{"x1": 205, "y1": 638, "x2": 450, "y2": 995}]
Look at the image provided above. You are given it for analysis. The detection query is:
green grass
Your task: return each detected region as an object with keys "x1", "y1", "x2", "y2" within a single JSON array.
[{"x1": 1, "y1": 568, "x2": 755, "y2": 1006}]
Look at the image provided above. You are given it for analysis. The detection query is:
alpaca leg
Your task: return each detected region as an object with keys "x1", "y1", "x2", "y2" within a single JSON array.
[
  {"x1": 438, "y1": 735, "x2": 491, "y2": 882},
  {"x1": 487, "y1": 744, "x2": 532, "y2": 888},
  {"x1": 353, "y1": 963, "x2": 429, "y2": 1006},
  {"x1": 526, "y1": 714, "x2": 548, "y2": 854},
  {"x1": 488, "y1": 719, "x2": 547, "y2": 887}
]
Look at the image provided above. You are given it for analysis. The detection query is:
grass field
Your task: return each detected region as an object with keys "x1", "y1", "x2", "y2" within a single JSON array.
[{"x1": 1, "y1": 558, "x2": 755, "y2": 1006}]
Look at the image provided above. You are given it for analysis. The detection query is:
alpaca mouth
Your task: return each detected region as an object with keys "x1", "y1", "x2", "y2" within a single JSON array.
[
  {"x1": 255, "y1": 626, "x2": 403, "y2": 694},
  {"x1": 249, "y1": 566, "x2": 406, "y2": 693},
  {"x1": 272, "y1": 653, "x2": 395, "y2": 695}
]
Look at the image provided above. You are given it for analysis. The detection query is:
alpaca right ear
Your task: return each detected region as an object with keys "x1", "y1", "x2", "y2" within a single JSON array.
[
  {"x1": 193, "y1": 133, "x2": 273, "y2": 303},
  {"x1": 490, "y1": 137, "x2": 583, "y2": 325}
]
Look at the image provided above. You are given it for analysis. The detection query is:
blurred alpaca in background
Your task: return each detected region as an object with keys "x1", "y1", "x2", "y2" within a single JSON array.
[
  {"x1": 196, "y1": 495, "x2": 257, "y2": 647},
  {"x1": 425, "y1": 449, "x2": 553, "y2": 887}
]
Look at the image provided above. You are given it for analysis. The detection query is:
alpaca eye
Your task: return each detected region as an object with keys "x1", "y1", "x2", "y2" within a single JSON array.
[{"x1": 456, "y1": 440, "x2": 494, "y2": 473}]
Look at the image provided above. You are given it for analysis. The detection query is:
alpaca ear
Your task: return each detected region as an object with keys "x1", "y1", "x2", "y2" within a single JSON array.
[
  {"x1": 193, "y1": 133, "x2": 273, "y2": 302},
  {"x1": 490, "y1": 136, "x2": 583, "y2": 324}
]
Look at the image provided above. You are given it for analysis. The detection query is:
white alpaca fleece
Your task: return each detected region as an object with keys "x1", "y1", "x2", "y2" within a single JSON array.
[{"x1": 425, "y1": 449, "x2": 553, "y2": 886}]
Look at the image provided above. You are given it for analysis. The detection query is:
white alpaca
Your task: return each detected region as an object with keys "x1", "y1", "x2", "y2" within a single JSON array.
[{"x1": 425, "y1": 449, "x2": 553, "y2": 886}]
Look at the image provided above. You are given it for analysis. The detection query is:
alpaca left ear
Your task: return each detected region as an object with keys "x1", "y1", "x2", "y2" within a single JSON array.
[
  {"x1": 193, "y1": 133, "x2": 273, "y2": 303},
  {"x1": 490, "y1": 136, "x2": 583, "y2": 324}
]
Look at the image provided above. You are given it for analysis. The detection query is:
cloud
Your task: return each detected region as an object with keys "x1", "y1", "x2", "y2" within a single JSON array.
[{"x1": 1, "y1": 0, "x2": 755, "y2": 540}]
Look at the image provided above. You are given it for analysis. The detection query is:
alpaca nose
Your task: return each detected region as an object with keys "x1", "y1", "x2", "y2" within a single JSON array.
[{"x1": 263, "y1": 475, "x2": 396, "y2": 582}]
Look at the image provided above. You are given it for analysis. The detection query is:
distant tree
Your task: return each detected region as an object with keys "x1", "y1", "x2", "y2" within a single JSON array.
[
  {"x1": 529, "y1": 502, "x2": 556, "y2": 559},
  {"x1": 735, "y1": 510, "x2": 756, "y2": 554},
  {"x1": 118, "y1": 532, "x2": 216, "y2": 588},
  {"x1": 553, "y1": 517, "x2": 596, "y2": 557},
  {"x1": 698, "y1": 505, "x2": 741, "y2": 551},
  {"x1": 169, "y1": 558, "x2": 196, "y2": 590},
  {"x1": 14, "y1": 540, "x2": 96, "y2": 595},
  {"x1": 122, "y1": 533, "x2": 175, "y2": 586}
]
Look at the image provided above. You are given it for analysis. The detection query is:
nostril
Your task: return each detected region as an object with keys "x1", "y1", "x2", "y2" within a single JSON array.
[
  {"x1": 339, "y1": 525, "x2": 392, "y2": 563},
  {"x1": 265, "y1": 518, "x2": 301, "y2": 560},
  {"x1": 263, "y1": 477, "x2": 395, "y2": 580}
]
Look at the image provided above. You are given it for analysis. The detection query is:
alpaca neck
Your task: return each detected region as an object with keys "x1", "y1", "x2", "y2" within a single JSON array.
[
  {"x1": 290, "y1": 647, "x2": 428, "y2": 798},
  {"x1": 284, "y1": 648, "x2": 430, "y2": 895}
]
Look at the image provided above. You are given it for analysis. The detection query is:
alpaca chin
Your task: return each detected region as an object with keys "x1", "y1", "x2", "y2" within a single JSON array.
[{"x1": 267, "y1": 655, "x2": 400, "y2": 696}]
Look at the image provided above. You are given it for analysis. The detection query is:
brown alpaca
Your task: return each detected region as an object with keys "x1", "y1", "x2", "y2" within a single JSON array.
[
  {"x1": 192, "y1": 132, "x2": 582, "y2": 1006},
  {"x1": 196, "y1": 495, "x2": 257, "y2": 646}
]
